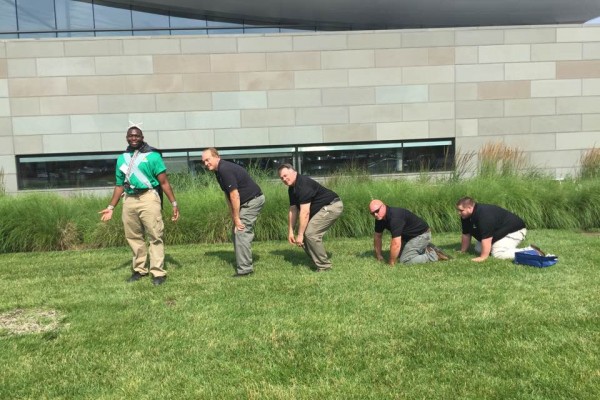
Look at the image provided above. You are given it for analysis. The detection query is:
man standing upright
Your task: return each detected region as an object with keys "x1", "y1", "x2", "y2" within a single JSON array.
[
  {"x1": 456, "y1": 196, "x2": 527, "y2": 262},
  {"x1": 99, "y1": 125, "x2": 179, "y2": 286},
  {"x1": 278, "y1": 164, "x2": 344, "y2": 272},
  {"x1": 202, "y1": 148, "x2": 265, "y2": 277},
  {"x1": 369, "y1": 199, "x2": 448, "y2": 266}
]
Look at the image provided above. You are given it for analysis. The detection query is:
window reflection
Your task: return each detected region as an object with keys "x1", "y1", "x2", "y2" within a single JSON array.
[
  {"x1": 132, "y1": 7, "x2": 169, "y2": 29},
  {"x1": 299, "y1": 141, "x2": 454, "y2": 176},
  {"x1": 18, "y1": 154, "x2": 118, "y2": 190},
  {"x1": 16, "y1": 0, "x2": 56, "y2": 32},
  {"x1": 94, "y1": 0, "x2": 132, "y2": 30},
  {"x1": 56, "y1": 0, "x2": 94, "y2": 31},
  {"x1": 16, "y1": 141, "x2": 454, "y2": 190},
  {"x1": 0, "y1": 0, "x2": 17, "y2": 33},
  {"x1": 3, "y1": 0, "x2": 338, "y2": 37}
]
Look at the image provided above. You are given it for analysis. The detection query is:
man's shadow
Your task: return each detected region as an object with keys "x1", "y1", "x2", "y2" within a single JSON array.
[
  {"x1": 270, "y1": 249, "x2": 321, "y2": 270},
  {"x1": 204, "y1": 250, "x2": 261, "y2": 272}
]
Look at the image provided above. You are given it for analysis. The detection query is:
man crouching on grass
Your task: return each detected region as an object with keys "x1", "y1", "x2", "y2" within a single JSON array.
[
  {"x1": 456, "y1": 196, "x2": 528, "y2": 262},
  {"x1": 369, "y1": 199, "x2": 449, "y2": 266}
]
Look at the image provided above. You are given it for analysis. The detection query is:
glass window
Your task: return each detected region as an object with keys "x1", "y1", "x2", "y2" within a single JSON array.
[
  {"x1": 17, "y1": 154, "x2": 119, "y2": 190},
  {"x1": 94, "y1": 0, "x2": 132, "y2": 30},
  {"x1": 170, "y1": 13, "x2": 207, "y2": 29},
  {"x1": 244, "y1": 27, "x2": 280, "y2": 34},
  {"x1": 207, "y1": 17, "x2": 243, "y2": 34},
  {"x1": 402, "y1": 141, "x2": 454, "y2": 173},
  {"x1": 15, "y1": 142, "x2": 454, "y2": 190},
  {"x1": 55, "y1": 0, "x2": 94, "y2": 32},
  {"x1": 16, "y1": 0, "x2": 56, "y2": 32},
  {"x1": 0, "y1": 0, "x2": 17, "y2": 33},
  {"x1": 244, "y1": 20, "x2": 281, "y2": 34},
  {"x1": 132, "y1": 7, "x2": 169, "y2": 28},
  {"x1": 298, "y1": 141, "x2": 454, "y2": 176},
  {"x1": 162, "y1": 152, "x2": 190, "y2": 174}
]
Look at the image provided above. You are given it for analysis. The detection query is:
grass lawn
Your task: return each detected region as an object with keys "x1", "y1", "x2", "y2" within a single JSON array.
[{"x1": 0, "y1": 230, "x2": 599, "y2": 399}]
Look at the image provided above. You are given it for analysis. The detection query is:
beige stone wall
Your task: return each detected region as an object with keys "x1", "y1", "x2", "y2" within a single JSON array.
[{"x1": 2, "y1": 24, "x2": 600, "y2": 192}]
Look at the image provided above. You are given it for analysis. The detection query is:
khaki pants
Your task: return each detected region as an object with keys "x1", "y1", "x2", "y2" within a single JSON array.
[
  {"x1": 304, "y1": 201, "x2": 344, "y2": 270},
  {"x1": 475, "y1": 228, "x2": 527, "y2": 260},
  {"x1": 122, "y1": 190, "x2": 166, "y2": 277}
]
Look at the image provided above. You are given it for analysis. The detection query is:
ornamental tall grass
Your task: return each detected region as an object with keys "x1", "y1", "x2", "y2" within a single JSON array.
[
  {"x1": 478, "y1": 142, "x2": 530, "y2": 177},
  {"x1": 1, "y1": 175, "x2": 599, "y2": 253},
  {"x1": 580, "y1": 147, "x2": 600, "y2": 180},
  {"x1": 0, "y1": 168, "x2": 5, "y2": 196},
  {"x1": 2, "y1": 143, "x2": 600, "y2": 253}
]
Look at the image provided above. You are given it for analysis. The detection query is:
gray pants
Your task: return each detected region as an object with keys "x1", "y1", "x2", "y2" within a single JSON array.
[
  {"x1": 304, "y1": 200, "x2": 344, "y2": 270},
  {"x1": 399, "y1": 230, "x2": 437, "y2": 264},
  {"x1": 233, "y1": 194, "x2": 265, "y2": 274}
]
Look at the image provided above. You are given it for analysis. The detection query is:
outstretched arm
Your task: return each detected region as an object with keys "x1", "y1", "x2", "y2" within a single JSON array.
[{"x1": 98, "y1": 186, "x2": 125, "y2": 222}]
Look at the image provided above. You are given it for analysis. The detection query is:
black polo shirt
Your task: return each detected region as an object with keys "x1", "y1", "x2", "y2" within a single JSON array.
[
  {"x1": 375, "y1": 206, "x2": 430, "y2": 241},
  {"x1": 215, "y1": 160, "x2": 262, "y2": 204},
  {"x1": 288, "y1": 174, "x2": 339, "y2": 219},
  {"x1": 461, "y1": 203, "x2": 526, "y2": 243}
]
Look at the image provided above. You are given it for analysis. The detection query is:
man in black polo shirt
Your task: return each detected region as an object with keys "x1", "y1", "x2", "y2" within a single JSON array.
[
  {"x1": 278, "y1": 164, "x2": 343, "y2": 272},
  {"x1": 369, "y1": 199, "x2": 448, "y2": 265},
  {"x1": 456, "y1": 196, "x2": 527, "y2": 262},
  {"x1": 202, "y1": 148, "x2": 265, "y2": 277}
]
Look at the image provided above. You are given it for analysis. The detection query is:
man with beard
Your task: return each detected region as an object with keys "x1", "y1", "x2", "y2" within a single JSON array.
[
  {"x1": 456, "y1": 196, "x2": 527, "y2": 262},
  {"x1": 99, "y1": 125, "x2": 179, "y2": 285}
]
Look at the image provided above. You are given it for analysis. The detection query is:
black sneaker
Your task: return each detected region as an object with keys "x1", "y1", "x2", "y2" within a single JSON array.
[
  {"x1": 127, "y1": 272, "x2": 146, "y2": 282},
  {"x1": 429, "y1": 245, "x2": 451, "y2": 261},
  {"x1": 152, "y1": 275, "x2": 167, "y2": 286}
]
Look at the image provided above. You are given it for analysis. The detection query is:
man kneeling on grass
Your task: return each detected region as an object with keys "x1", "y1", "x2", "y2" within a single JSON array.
[
  {"x1": 369, "y1": 199, "x2": 449, "y2": 266},
  {"x1": 456, "y1": 196, "x2": 530, "y2": 262}
]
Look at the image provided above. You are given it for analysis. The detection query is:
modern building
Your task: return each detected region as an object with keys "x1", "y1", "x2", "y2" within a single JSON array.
[{"x1": 1, "y1": 0, "x2": 600, "y2": 193}]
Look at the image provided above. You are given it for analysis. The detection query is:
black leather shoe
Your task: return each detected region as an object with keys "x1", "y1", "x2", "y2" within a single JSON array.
[
  {"x1": 152, "y1": 275, "x2": 167, "y2": 286},
  {"x1": 232, "y1": 271, "x2": 254, "y2": 278},
  {"x1": 127, "y1": 272, "x2": 146, "y2": 282}
]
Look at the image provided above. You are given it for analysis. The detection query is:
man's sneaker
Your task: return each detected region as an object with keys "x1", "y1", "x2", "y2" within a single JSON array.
[
  {"x1": 127, "y1": 271, "x2": 146, "y2": 282},
  {"x1": 429, "y1": 245, "x2": 451, "y2": 261},
  {"x1": 316, "y1": 267, "x2": 332, "y2": 273},
  {"x1": 152, "y1": 275, "x2": 167, "y2": 286},
  {"x1": 530, "y1": 244, "x2": 546, "y2": 256}
]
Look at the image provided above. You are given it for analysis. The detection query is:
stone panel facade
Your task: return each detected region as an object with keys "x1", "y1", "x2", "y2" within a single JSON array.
[{"x1": 1, "y1": 24, "x2": 600, "y2": 192}]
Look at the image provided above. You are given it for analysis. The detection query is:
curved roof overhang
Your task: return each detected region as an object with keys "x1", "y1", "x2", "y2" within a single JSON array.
[{"x1": 111, "y1": 0, "x2": 600, "y2": 29}]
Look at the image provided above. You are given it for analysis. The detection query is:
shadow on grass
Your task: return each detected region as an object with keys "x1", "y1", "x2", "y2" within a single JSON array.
[
  {"x1": 270, "y1": 249, "x2": 320, "y2": 270},
  {"x1": 111, "y1": 253, "x2": 183, "y2": 271},
  {"x1": 204, "y1": 250, "x2": 262, "y2": 272}
]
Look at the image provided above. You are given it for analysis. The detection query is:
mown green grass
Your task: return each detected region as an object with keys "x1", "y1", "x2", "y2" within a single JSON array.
[{"x1": 1, "y1": 230, "x2": 598, "y2": 399}]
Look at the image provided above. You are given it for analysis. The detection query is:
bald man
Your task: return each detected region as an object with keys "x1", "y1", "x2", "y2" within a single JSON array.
[
  {"x1": 369, "y1": 199, "x2": 449, "y2": 266},
  {"x1": 202, "y1": 147, "x2": 265, "y2": 277}
]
